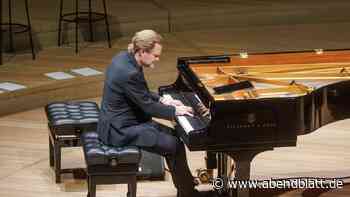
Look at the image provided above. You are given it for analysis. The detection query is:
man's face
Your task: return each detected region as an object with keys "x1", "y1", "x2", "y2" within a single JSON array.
[{"x1": 139, "y1": 43, "x2": 162, "y2": 68}]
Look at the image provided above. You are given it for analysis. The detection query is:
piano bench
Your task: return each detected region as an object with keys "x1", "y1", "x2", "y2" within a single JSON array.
[
  {"x1": 82, "y1": 131, "x2": 141, "y2": 197},
  {"x1": 45, "y1": 101, "x2": 99, "y2": 183}
]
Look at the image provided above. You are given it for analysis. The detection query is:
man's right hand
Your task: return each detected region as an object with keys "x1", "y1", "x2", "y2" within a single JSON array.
[
  {"x1": 160, "y1": 95, "x2": 184, "y2": 106},
  {"x1": 175, "y1": 105, "x2": 194, "y2": 116}
]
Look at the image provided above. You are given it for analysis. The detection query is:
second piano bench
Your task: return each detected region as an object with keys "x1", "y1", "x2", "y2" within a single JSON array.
[
  {"x1": 45, "y1": 101, "x2": 100, "y2": 183},
  {"x1": 81, "y1": 131, "x2": 141, "y2": 197}
]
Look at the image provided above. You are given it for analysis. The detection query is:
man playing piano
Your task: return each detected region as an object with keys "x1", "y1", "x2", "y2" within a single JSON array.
[{"x1": 97, "y1": 29, "x2": 202, "y2": 197}]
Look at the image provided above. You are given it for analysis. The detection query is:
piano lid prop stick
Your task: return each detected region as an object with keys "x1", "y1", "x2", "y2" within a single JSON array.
[{"x1": 213, "y1": 80, "x2": 254, "y2": 94}]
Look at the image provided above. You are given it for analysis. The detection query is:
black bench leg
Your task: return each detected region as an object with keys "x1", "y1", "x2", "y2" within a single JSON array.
[
  {"x1": 88, "y1": 0, "x2": 93, "y2": 42},
  {"x1": 127, "y1": 176, "x2": 137, "y2": 197},
  {"x1": 8, "y1": 0, "x2": 14, "y2": 52},
  {"x1": 58, "y1": 0, "x2": 63, "y2": 46},
  {"x1": 54, "y1": 143, "x2": 61, "y2": 183},
  {"x1": 0, "y1": 0, "x2": 2, "y2": 65},
  {"x1": 24, "y1": 0, "x2": 35, "y2": 60},
  {"x1": 49, "y1": 137, "x2": 54, "y2": 167},
  {"x1": 88, "y1": 176, "x2": 96, "y2": 197},
  {"x1": 102, "y1": 0, "x2": 111, "y2": 48},
  {"x1": 75, "y1": 0, "x2": 79, "y2": 53}
]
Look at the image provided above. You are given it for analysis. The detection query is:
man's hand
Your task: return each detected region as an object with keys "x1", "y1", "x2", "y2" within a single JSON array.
[
  {"x1": 160, "y1": 95, "x2": 172, "y2": 105},
  {"x1": 160, "y1": 95, "x2": 184, "y2": 106},
  {"x1": 175, "y1": 105, "x2": 194, "y2": 116},
  {"x1": 168, "y1": 99, "x2": 184, "y2": 106}
]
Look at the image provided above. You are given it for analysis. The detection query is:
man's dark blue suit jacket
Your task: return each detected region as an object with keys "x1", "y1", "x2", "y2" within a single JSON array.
[{"x1": 97, "y1": 51, "x2": 176, "y2": 147}]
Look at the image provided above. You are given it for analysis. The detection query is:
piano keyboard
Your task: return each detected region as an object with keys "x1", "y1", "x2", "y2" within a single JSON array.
[
  {"x1": 177, "y1": 115, "x2": 208, "y2": 133},
  {"x1": 177, "y1": 116, "x2": 194, "y2": 134},
  {"x1": 162, "y1": 92, "x2": 209, "y2": 134},
  {"x1": 163, "y1": 93, "x2": 209, "y2": 117}
]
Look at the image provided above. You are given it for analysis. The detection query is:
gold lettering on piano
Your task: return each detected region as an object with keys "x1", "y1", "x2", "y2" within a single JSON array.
[{"x1": 225, "y1": 123, "x2": 277, "y2": 129}]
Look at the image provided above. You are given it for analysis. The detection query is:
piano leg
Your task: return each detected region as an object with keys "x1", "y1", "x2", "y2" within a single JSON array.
[
  {"x1": 216, "y1": 153, "x2": 231, "y2": 196},
  {"x1": 217, "y1": 153, "x2": 228, "y2": 180},
  {"x1": 226, "y1": 149, "x2": 271, "y2": 197}
]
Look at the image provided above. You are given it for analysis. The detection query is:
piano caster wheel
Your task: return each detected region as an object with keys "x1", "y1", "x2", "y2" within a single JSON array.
[
  {"x1": 194, "y1": 178, "x2": 200, "y2": 186},
  {"x1": 196, "y1": 168, "x2": 213, "y2": 184}
]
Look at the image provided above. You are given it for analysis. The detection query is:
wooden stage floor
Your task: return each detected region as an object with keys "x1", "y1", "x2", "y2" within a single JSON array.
[{"x1": 0, "y1": 99, "x2": 349, "y2": 197}]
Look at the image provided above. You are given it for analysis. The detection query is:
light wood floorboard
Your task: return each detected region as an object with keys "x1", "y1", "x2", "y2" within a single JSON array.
[{"x1": 0, "y1": 100, "x2": 349, "y2": 197}]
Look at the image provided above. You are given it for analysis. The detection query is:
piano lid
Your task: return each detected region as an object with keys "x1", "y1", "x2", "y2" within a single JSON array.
[{"x1": 180, "y1": 49, "x2": 350, "y2": 101}]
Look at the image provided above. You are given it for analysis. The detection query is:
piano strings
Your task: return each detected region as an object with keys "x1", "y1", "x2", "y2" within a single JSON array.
[{"x1": 189, "y1": 62, "x2": 350, "y2": 100}]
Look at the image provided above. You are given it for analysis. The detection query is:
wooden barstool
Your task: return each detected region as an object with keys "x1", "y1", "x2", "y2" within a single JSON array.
[
  {"x1": 0, "y1": 0, "x2": 35, "y2": 65},
  {"x1": 57, "y1": 0, "x2": 112, "y2": 53}
]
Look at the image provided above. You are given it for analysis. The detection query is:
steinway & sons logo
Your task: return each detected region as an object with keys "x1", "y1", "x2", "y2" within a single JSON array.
[{"x1": 225, "y1": 113, "x2": 277, "y2": 129}]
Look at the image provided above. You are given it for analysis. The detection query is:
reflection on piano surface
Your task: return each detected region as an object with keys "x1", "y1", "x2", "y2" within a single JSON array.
[{"x1": 159, "y1": 49, "x2": 350, "y2": 197}]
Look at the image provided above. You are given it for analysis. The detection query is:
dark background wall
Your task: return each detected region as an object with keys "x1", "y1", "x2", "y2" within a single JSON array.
[{"x1": 2, "y1": 0, "x2": 350, "y2": 51}]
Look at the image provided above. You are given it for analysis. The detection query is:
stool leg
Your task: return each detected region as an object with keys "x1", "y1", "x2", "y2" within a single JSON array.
[
  {"x1": 58, "y1": 0, "x2": 64, "y2": 46},
  {"x1": 24, "y1": 0, "x2": 35, "y2": 60},
  {"x1": 88, "y1": 176, "x2": 96, "y2": 197},
  {"x1": 127, "y1": 175, "x2": 137, "y2": 197},
  {"x1": 49, "y1": 137, "x2": 54, "y2": 167},
  {"x1": 54, "y1": 142, "x2": 61, "y2": 183},
  {"x1": 8, "y1": 0, "x2": 14, "y2": 52},
  {"x1": 1, "y1": 0, "x2": 3, "y2": 65},
  {"x1": 86, "y1": 175, "x2": 90, "y2": 197},
  {"x1": 102, "y1": 0, "x2": 111, "y2": 48},
  {"x1": 75, "y1": 0, "x2": 79, "y2": 53},
  {"x1": 88, "y1": 0, "x2": 93, "y2": 42}
]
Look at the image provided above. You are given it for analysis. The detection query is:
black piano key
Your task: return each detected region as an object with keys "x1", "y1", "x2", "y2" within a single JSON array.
[{"x1": 163, "y1": 92, "x2": 209, "y2": 131}]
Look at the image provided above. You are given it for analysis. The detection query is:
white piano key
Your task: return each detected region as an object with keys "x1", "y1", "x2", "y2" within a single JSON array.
[
  {"x1": 194, "y1": 94, "x2": 202, "y2": 103},
  {"x1": 178, "y1": 116, "x2": 194, "y2": 134}
]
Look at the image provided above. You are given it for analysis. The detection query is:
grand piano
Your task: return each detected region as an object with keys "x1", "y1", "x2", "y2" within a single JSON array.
[{"x1": 159, "y1": 49, "x2": 350, "y2": 197}]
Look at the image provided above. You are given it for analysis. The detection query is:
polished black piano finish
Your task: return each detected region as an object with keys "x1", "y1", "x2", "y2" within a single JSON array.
[
  {"x1": 159, "y1": 49, "x2": 350, "y2": 197},
  {"x1": 160, "y1": 49, "x2": 350, "y2": 150}
]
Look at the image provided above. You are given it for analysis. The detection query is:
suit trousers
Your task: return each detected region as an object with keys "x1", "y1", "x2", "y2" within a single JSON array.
[{"x1": 141, "y1": 121, "x2": 195, "y2": 196}]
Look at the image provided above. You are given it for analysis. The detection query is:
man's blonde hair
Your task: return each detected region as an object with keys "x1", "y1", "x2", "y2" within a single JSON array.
[{"x1": 128, "y1": 29, "x2": 162, "y2": 54}]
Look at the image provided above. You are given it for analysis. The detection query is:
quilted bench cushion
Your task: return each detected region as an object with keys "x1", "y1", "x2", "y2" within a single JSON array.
[
  {"x1": 81, "y1": 131, "x2": 141, "y2": 166},
  {"x1": 45, "y1": 101, "x2": 99, "y2": 126}
]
